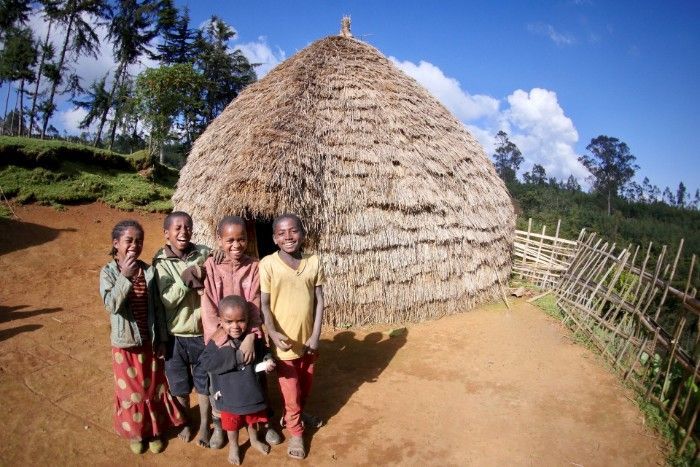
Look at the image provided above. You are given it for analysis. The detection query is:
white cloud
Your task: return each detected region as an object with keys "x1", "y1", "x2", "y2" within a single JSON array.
[
  {"x1": 390, "y1": 57, "x2": 500, "y2": 122},
  {"x1": 57, "y1": 107, "x2": 88, "y2": 134},
  {"x1": 526, "y1": 23, "x2": 575, "y2": 46},
  {"x1": 390, "y1": 58, "x2": 589, "y2": 182},
  {"x1": 237, "y1": 36, "x2": 286, "y2": 78}
]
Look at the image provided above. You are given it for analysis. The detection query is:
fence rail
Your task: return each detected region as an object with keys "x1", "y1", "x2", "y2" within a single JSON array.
[{"x1": 512, "y1": 219, "x2": 699, "y2": 459}]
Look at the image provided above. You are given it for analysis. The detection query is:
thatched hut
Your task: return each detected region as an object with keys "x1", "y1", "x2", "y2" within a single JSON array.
[{"x1": 173, "y1": 19, "x2": 515, "y2": 326}]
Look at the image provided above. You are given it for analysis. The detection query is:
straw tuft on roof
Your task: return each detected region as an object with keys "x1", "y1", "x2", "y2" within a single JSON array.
[{"x1": 173, "y1": 23, "x2": 515, "y2": 326}]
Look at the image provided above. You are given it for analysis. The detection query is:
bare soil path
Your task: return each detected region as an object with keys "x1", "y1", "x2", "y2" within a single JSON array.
[{"x1": 0, "y1": 204, "x2": 665, "y2": 466}]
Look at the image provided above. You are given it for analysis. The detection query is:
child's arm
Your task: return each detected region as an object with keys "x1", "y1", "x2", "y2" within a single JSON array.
[
  {"x1": 304, "y1": 285, "x2": 324, "y2": 353},
  {"x1": 99, "y1": 265, "x2": 131, "y2": 315},
  {"x1": 201, "y1": 258, "x2": 227, "y2": 346},
  {"x1": 154, "y1": 261, "x2": 190, "y2": 312},
  {"x1": 261, "y1": 292, "x2": 291, "y2": 351},
  {"x1": 200, "y1": 331, "x2": 238, "y2": 373}
]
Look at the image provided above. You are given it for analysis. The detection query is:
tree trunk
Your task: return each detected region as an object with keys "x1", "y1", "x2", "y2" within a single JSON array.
[
  {"x1": 1, "y1": 83, "x2": 11, "y2": 135},
  {"x1": 18, "y1": 79, "x2": 26, "y2": 136},
  {"x1": 607, "y1": 188, "x2": 612, "y2": 216},
  {"x1": 159, "y1": 144, "x2": 165, "y2": 165},
  {"x1": 41, "y1": 11, "x2": 75, "y2": 139},
  {"x1": 29, "y1": 20, "x2": 53, "y2": 137},
  {"x1": 95, "y1": 61, "x2": 125, "y2": 147}
]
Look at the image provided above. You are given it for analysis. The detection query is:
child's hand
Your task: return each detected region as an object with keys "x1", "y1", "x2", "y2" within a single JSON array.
[
  {"x1": 270, "y1": 331, "x2": 292, "y2": 351},
  {"x1": 303, "y1": 335, "x2": 320, "y2": 355},
  {"x1": 211, "y1": 248, "x2": 226, "y2": 264},
  {"x1": 240, "y1": 333, "x2": 256, "y2": 364},
  {"x1": 119, "y1": 252, "x2": 138, "y2": 278},
  {"x1": 155, "y1": 342, "x2": 167, "y2": 359},
  {"x1": 265, "y1": 359, "x2": 276, "y2": 373}
]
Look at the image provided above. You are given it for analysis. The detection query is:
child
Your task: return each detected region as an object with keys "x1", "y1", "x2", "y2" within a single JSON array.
[
  {"x1": 201, "y1": 215, "x2": 281, "y2": 445},
  {"x1": 200, "y1": 295, "x2": 276, "y2": 465},
  {"x1": 260, "y1": 213, "x2": 325, "y2": 460},
  {"x1": 152, "y1": 211, "x2": 214, "y2": 447},
  {"x1": 99, "y1": 219, "x2": 183, "y2": 454}
]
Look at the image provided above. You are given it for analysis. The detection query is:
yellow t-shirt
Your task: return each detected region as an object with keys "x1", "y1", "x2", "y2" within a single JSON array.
[{"x1": 259, "y1": 252, "x2": 325, "y2": 360}]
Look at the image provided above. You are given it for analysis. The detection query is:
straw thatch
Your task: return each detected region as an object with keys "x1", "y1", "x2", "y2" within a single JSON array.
[{"x1": 173, "y1": 20, "x2": 515, "y2": 326}]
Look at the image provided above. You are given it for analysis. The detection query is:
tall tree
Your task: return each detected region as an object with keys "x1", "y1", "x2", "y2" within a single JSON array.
[
  {"x1": 0, "y1": 26, "x2": 37, "y2": 135},
  {"x1": 28, "y1": 0, "x2": 61, "y2": 136},
  {"x1": 676, "y1": 181, "x2": 687, "y2": 208},
  {"x1": 39, "y1": 0, "x2": 107, "y2": 138},
  {"x1": 96, "y1": 0, "x2": 160, "y2": 148},
  {"x1": 135, "y1": 62, "x2": 203, "y2": 163},
  {"x1": 0, "y1": 0, "x2": 32, "y2": 38},
  {"x1": 491, "y1": 130, "x2": 523, "y2": 184},
  {"x1": 157, "y1": 3, "x2": 194, "y2": 64},
  {"x1": 194, "y1": 16, "x2": 256, "y2": 127},
  {"x1": 564, "y1": 174, "x2": 581, "y2": 192},
  {"x1": 523, "y1": 164, "x2": 547, "y2": 185},
  {"x1": 579, "y1": 135, "x2": 639, "y2": 215},
  {"x1": 72, "y1": 73, "x2": 110, "y2": 132},
  {"x1": 662, "y1": 186, "x2": 675, "y2": 206},
  {"x1": 691, "y1": 189, "x2": 700, "y2": 210}
]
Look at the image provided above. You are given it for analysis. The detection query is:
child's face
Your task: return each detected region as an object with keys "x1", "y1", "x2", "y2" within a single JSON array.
[
  {"x1": 219, "y1": 305, "x2": 248, "y2": 339},
  {"x1": 113, "y1": 227, "x2": 144, "y2": 261},
  {"x1": 217, "y1": 223, "x2": 247, "y2": 261},
  {"x1": 164, "y1": 215, "x2": 192, "y2": 253},
  {"x1": 273, "y1": 218, "x2": 304, "y2": 255}
]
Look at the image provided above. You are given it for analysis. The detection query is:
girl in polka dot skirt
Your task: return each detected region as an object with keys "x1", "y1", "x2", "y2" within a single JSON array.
[{"x1": 99, "y1": 220, "x2": 184, "y2": 454}]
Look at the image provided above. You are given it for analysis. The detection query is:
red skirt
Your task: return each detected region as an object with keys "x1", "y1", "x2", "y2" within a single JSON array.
[
  {"x1": 221, "y1": 409, "x2": 269, "y2": 431},
  {"x1": 112, "y1": 345, "x2": 183, "y2": 440}
]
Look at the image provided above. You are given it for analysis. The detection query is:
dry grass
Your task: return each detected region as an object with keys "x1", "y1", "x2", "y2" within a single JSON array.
[{"x1": 173, "y1": 25, "x2": 515, "y2": 326}]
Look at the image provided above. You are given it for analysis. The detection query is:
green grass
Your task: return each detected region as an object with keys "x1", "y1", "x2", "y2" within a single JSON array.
[
  {"x1": 533, "y1": 293, "x2": 565, "y2": 320},
  {"x1": 0, "y1": 138, "x2": 176, "y2": 212}
]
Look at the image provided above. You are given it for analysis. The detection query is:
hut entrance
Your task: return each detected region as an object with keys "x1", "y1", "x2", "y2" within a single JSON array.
[{"x1": 245, "y1": 218, "x2": 277, "y2": 259}]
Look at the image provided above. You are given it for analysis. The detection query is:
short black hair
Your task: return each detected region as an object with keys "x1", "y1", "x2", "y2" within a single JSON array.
[
  {"x1": 217, "y1": 215, "x2": 246, "y2": 236},
  {"x1": 218, "y1": 295, "x2": 249, "y2": 318},
  {"x1": 164, "y1": 211, "x2": 193, "y2": 230},
  {"x1": 272, "y1": 213, "x2": 305, "y2": 234},
  {"x1": 109, "y1": 219, "x2": 144, "y2": 256}
]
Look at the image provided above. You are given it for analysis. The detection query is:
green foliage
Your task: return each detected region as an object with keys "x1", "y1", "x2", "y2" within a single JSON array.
[
  {"x1": 511, "y1": 181, "x2": 700, "y2": 290},
  {"x1": 533, "y1": 294, "x2": 564, "y2": 319},
  {"x1": 0, "y1": 137, "x2": 174, "y2": 212},
  {"x1": 492, "y1": 130, "x2": 523, "y2": 184}
]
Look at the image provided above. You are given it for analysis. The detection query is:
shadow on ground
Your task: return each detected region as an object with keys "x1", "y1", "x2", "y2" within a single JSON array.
[{"x1": 0, "y1": 217, "x2": 75, "y2": 256}]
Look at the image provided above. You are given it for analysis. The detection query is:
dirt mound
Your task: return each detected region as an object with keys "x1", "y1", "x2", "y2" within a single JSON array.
[{"x1": 0, "y1": 204, "x2": 664, "y2": 465}]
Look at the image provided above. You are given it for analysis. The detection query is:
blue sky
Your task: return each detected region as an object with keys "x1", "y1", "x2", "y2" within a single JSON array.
[{"x1": 16, "y1": 0, "x2": 700, "y2": 194}]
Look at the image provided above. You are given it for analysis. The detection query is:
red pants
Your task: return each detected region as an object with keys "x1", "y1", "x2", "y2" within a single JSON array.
[
  {"x1": 220, "y1": 410, "x2": 268, "y2": 431},
  {"x1": 277, "y1": 353, "x2": 316, "y2": 436}
]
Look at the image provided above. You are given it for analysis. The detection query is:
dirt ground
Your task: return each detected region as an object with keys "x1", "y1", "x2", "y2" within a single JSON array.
[{"x1": 0, "y1": 203, "x2": 666, "y2": 466}]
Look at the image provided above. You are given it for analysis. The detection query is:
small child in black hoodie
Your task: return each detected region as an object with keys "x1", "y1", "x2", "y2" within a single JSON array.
[{"x1": 200, "y1": 295, "x2": 276, "y2": 465}]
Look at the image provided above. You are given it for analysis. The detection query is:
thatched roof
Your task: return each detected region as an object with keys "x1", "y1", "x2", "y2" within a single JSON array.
[{"x1": 173, "y1": 20, "x2": 515, "y2": 326}]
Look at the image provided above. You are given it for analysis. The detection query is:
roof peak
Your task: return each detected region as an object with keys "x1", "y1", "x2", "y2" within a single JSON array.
[{"x1": 340, "y1": 16, "x2": 352, "y2": 38}]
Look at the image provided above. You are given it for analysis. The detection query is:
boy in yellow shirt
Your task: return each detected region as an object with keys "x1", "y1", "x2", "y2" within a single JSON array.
[{"x1": 260, "y1": 213, "x2": 324, "y2": 460}]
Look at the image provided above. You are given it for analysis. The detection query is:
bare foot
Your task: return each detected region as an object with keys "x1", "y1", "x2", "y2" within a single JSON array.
[
  {"x1": 250, "y1": 438, "x2": 270, "y2": 455},
  {"x1": 209, "y1": 427, "x2": 225, "y2": 449},
  {"x1": 197, "y1": 424, "x2": 211, "y2": 448},
  {"x1": 177, "y1": 425, "x2": 191, "y2": 442},
  {"x1": 228, "y1": 443, "x2": 241, "y2": 465},
  {"x1": 287, "y1": 435, "x2": 305, "y2": 460}
]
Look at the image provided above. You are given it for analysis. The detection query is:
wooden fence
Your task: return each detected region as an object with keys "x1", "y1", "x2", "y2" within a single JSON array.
[
  {"x1": 513, "y1": 221, "x2": 700, "y2": 458},
  {"x1": 512, "y1": 219, "x2": 580, "y2": 288}
]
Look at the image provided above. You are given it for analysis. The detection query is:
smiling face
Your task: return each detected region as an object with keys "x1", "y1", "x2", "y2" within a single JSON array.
[
  {"x1": 273, "y1": 218, "x2": 304, "y2": 255},
  {"x1": 113, "y1": 227, "x2": 144, "y2": 262},
  {"x1": 164, "y1": 215, "x2": 192, "y2": 254},
  {"x1": 219, "y1": 305, "x2": 248, "y2": 339},
  {"x1": 217, "y1": 223, "x2": 248, "y2": 261}
]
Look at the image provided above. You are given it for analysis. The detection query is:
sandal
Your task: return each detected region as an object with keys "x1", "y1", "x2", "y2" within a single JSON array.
[
  {"x1": 287, "y1": 435, "x2": 305, "y2": 460},
  {"x1": 265, "y1": 426, "x2": 283, "y2": 445},
  {"x1": 302, "y1": 412, "x2": 324, "y2": 429},
  {"x1": 129, "y1": 440, "x2": 145, "y2": 454},
  {"x1": 148, "y1": 438, "x2": 164, "y2": 454}
]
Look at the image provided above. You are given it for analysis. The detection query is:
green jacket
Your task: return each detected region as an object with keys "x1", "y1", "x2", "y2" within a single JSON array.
[
  {"x1": 99, "y1": 259, "x2": 168, "y2": 348},
  {"x1": 152, "y1": 243, "x2": 210, "y2": 336}
]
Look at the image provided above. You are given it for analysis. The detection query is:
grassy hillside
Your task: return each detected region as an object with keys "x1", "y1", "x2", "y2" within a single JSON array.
[{"x1": 0, "y1": 136, "x2": 175, "y2": 212}]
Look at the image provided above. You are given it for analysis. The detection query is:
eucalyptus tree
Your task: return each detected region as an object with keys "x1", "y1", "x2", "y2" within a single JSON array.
[
  {"x1": 39, "y1": 0, "x2": 108, "y2": 138},
  {"x1": 0, "y1": 26, "x2": 37, "y2": 135},
  {"x1": 579, "y1": 135, "x2": 639, "y2": 215},
  {"x1": 194, "y1": 16, "x2": 256, "y2": 126},
  {"x1": 96, "y1": 0, "x2": 160, "y2": 148}
]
